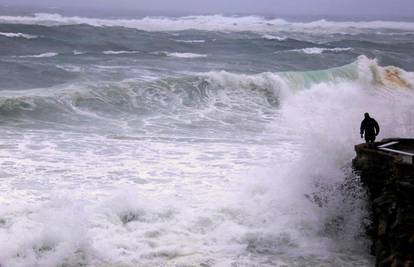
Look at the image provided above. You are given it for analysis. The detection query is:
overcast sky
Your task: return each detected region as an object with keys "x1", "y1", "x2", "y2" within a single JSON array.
[{"x1": 2, "y1": 0, "x2": 414, "y2": 17}]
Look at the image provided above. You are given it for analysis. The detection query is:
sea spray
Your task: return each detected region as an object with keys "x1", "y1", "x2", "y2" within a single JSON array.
[{"x1": 1, "y1": 12, "x2": 414, "y2": 267}]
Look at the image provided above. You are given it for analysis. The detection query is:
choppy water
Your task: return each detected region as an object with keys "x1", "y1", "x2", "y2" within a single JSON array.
[{"x1": 1, "y1": 13, "x2": 414, "y2": 267}]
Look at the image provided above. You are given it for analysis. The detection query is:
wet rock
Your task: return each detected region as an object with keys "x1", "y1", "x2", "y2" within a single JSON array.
[{"x1": 353, "y1": 139, "x2": 414, "y2": 267}]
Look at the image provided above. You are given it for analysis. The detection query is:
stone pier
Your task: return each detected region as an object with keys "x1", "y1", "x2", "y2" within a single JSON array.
[{"x1": 353, "y1": 138, "x2": 414, "y2": 267}]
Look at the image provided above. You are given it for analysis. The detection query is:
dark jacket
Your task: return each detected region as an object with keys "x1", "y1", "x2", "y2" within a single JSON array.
[{"x1": 360, "y1": 117, "x2": 380, "y2": 137}]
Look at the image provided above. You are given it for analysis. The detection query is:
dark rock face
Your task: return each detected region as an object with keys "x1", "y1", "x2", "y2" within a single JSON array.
[{"x1": 353, "y1": 139, "x2": 414, "y2": 267}]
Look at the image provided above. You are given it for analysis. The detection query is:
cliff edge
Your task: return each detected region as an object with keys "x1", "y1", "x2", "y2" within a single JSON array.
[{"x1": 353, "y1": 138, "x2": 414, "y2": 267}]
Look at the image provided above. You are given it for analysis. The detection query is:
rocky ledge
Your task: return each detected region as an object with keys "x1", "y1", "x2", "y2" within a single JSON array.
[{"x1": 353, "y1": 138, "x2": 414, "y2": 267}]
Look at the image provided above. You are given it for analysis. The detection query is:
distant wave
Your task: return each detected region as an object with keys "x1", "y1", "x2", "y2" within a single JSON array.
[
  {"x1": 167, "y1": 52, "x2": 207, "y2": 58},
  {"x1": 102, "y1": 50, "x2": 140, "y2": 55},
  {"x1": 20, "y1": 52, "x2": 58, "y2": 58},
  {"x1": 0, "y1": 32, "x2": 38, "y2": 39},
  {"x1": 375, "y1": 31, "x2": 414, "y2": 36},
  {"x1": 1, "y1": 13, "x2": 414, "y2": 33},
  {"x1": 262, "y1": 34, "x2": 287, "y2": 41},
  {"x1": 153, "y1": 51, "x2": 207, "y2": 58},
  {"x1": 287, "y1": 47, "x2": 353, "y2": 55},
  {"x1": 174, "y1": 39, "x2": 206, "y2": 43}
]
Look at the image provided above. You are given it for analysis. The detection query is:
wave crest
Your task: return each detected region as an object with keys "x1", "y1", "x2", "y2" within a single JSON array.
[
  {"x1": 0, "y1": 56, "x2": 411, "y2": 126},
  {"x1": 152, "y1": 51, "x2": 207, "y2": 58},
  {"x1": 1, "y1": 13, "x2": 414, "y2": 33},
  {"x1": 0, "y1": 32, "x2": 38, "y2": 39},
  {"x1": 20, "y1": 52, "x2": 59, "y2": 58},
  {"x1": 103, "y1": 50, "x2": 141, "y2": 55},
  {"x1": 286, "y1": 47, "x2": 353, "y2": 55}
]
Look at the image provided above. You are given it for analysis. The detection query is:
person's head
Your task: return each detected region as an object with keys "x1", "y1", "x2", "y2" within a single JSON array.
[{"x1": 364, "y1": 112, "x2": 370, "y2": 118}]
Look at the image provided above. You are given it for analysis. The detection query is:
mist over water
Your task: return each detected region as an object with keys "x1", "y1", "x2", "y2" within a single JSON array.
[{"x1": 1, "y1": 12, "x2": 414, "y2": 267}]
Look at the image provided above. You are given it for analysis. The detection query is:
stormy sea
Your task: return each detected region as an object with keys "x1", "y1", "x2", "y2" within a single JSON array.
[{"x1": 0, "y1": 12, "x2": 414, "y2": 267}]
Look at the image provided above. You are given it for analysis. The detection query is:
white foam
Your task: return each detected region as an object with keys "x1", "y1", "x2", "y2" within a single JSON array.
[
  {"x1": 167, "y1": 52, "x2": 207, "y2": 58},
  {"x1": 0, "y1": 32, "x2": 38, "y2": 39},
  {"x1": 174, "y1": 39, "x2": 206, "y2": 43},
  {"x1": 153, "y1": 51, "x2": 207, "y2": 58},
  {"x1": 262, "y1": 34, "x2": 287, "y2": 41},
  {"x1": 102, "y1": 50, "x2": 140, "y2": 55},
  {"x1": 233, "y1": 58, "x2": 414, "y2": 265},
  {"x1": 1, "y1": 13, "x2": 414, "y2": 33},
  {"x1": 287, "y1": 47, "x2": 353, "y2": 54},
  {"x1": 0, "y1": 57, "x2": 412, "y2": 267},
  {"x1": 20, "y1": 52, "x2": 59, "y2": 58}
]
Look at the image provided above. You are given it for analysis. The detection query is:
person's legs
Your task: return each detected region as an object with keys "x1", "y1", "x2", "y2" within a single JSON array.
[{"x1": 365, "y1": 135, "x2": 376, "y2": 143}]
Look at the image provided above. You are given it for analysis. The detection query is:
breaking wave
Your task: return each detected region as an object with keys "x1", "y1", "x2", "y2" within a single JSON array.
[
  {"x1": 0, "y1": 53, "x2": 413, "y2": 266},
  {"x1": 2, "y1": 10, "x2": 414, "y2": 267},
  {"x1": 1, "y1": 13, "x2": 414, "y2": 33},
  {"x1": 0, "y1": 56, "x2": 411, "y2": 127}
]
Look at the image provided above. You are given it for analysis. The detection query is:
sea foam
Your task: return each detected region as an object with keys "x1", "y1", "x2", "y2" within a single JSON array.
[
  {"x1": 174, "y1": 39, "x2": 206, "y2": 43},
  {"x1": 262, "y1": 34, "x2": 287, "y2": 41},
  {"x1": 1, "y1": 13, "x2": 414, "y2": 33},
  {"x1": 0, "y1": 32, "x2": 38, "y2": 39},
  {"x1": 286, "y1": 47, "x2": 353, "y2": 54},
  {"x1": 1, "y1": 57, "x2": 412, "y2": 267},
  {"x1": 20, "y1": 52, "x2": 59, "y2": 58},
  {"x1": 152, "y1": 51, "x2": 207, "y2": 58},
  {"x1": 102, "y1": 50, "x2": 141, "y2": 55}
]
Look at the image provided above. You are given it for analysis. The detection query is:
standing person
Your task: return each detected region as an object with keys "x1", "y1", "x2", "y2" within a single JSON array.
[{"x1": 360, "y1": 113, "x2": 380, "y2": 143}]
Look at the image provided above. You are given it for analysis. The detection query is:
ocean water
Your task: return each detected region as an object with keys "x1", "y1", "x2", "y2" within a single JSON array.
[{"x1": 0, "y1": 13, "x2": 414, "y2": 267}]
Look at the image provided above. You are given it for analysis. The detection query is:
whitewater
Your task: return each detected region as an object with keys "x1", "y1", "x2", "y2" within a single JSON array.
[{"x1": 0, "y1": 13, "x2": 414, "y2": 267}]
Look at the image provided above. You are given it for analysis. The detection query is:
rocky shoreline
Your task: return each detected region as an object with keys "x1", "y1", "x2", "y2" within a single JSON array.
[{"x1": 353, "y1": 139, "x2": 414, "y2": 267}]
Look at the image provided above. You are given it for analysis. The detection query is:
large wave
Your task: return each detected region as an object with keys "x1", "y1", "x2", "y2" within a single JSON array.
[
  {"x1": 1, "y1": 55, "x2": 414, "y2": 267},
  {"x1": 1, "y1": 57, "x2": 413, "y2": 267},
  {"x1": 0, "y1": 56, "x2": 412, "y2": 129},
  {"x1": 1, "y1": 13, "x2": 414, "y2": 33}
]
